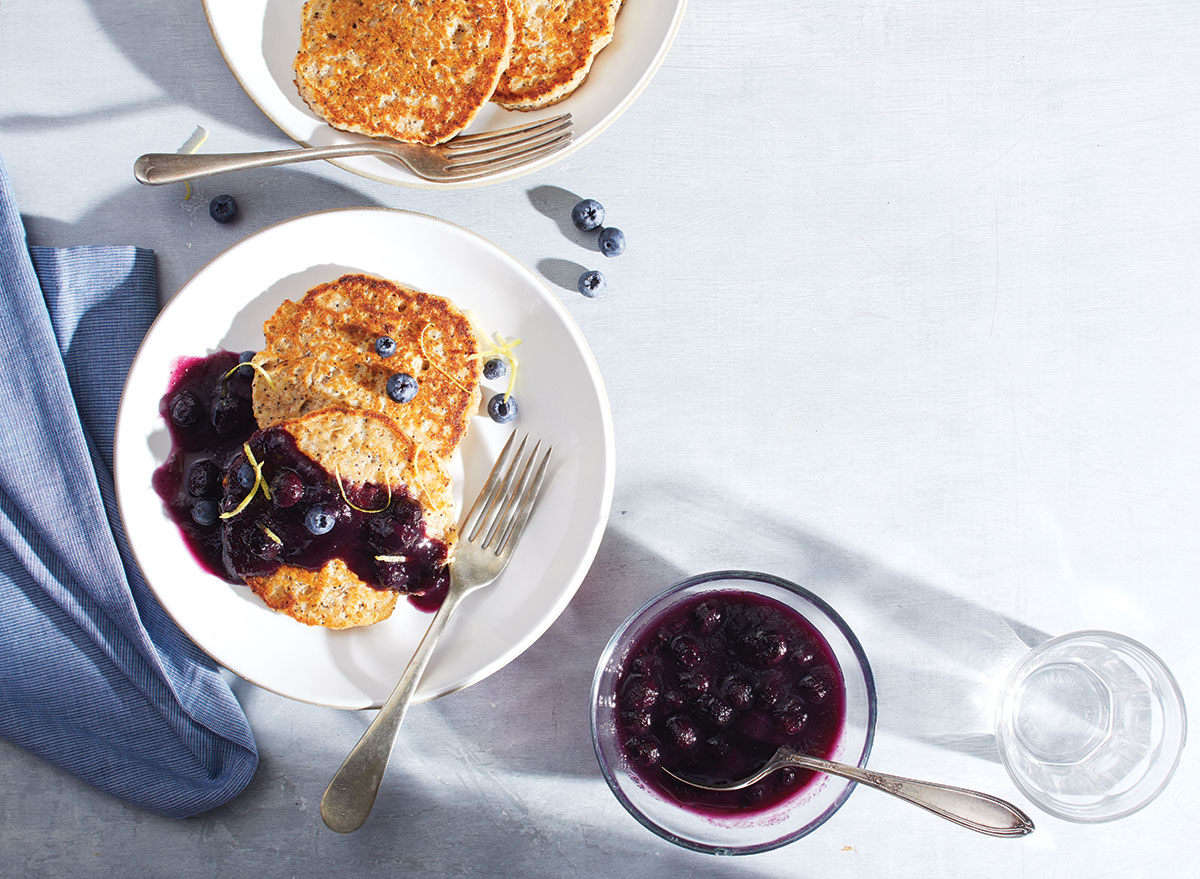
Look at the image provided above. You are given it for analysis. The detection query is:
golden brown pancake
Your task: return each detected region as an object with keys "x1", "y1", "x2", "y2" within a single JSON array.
[
  {"x1": 491, "y1": 0, "x2": 622, "y2": 111},
  {"x1": 243, "y1": 406, "x2": 455, "y2": 629},
  {"x1": 251, "y1": 274, "x2": 480, "y2": 464},
  {"x1": 294, "y1": 0, "x2": 515, "y2": 145}
]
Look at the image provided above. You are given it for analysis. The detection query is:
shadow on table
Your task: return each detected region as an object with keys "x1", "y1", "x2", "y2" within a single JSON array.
[
  {"x1": 427, "y1": 476, "x2": 1049, "y2": 785},
  {"x1": 66, "y1": 2, "x2": 281, "y2": 139},
  {"x1": 21, "y1": 169, "x2": 387, "y2": 300},
  {"x1": 216, "y1": 479, "x2": 1051, "y2": 873}
]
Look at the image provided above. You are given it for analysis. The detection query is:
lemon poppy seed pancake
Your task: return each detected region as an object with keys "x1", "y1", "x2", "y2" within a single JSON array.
[
  {"x1": 294, "y1": 0, "x2": 516, "y2": 145},
  {"x1": 251, "y1": 273, "x2": 480, "y2": 463},
  {"x1": 491, "y1": 0, "x2": 622, "y2": 111},
  {"x1": 241, "y1": 406, "x2": 456, "y2": 629}
]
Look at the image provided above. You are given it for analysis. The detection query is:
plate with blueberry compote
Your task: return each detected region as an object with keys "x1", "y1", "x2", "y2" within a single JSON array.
[
  {"x1": 591, "y1": 571, "x2": 877, "y2": 855},
  {"x1": 114, "y1": 208, "x2": 614, "y2": 709}
]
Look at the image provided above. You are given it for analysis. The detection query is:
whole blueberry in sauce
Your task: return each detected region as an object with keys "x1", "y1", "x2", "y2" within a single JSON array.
[
  {"x1": 152, "y1": 350, "x2": 450, "y2": 612},
  {"x1": 613, "y1": 591, "x2": 846, "y2": 815}
]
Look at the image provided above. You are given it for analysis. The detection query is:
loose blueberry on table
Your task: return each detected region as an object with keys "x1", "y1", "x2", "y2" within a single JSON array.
[
  {"x1": 571, "y1": 198, "x2": 605, "y2": 232},
  {"x1": 613, "y1": 591, "x2": 846, "y2": 815},
  {"x1": 209, "y1": 194, "x2": 239, "y2": 224},
  {"x1": 598, "y1": 226, "x2": 626, "y2": 258},
  {"x1": 578, "y1": 270, "x2": 606, "y2": 298},
  {"x1": 152, "y1": 350, "x2": 450, "y2": 612}
]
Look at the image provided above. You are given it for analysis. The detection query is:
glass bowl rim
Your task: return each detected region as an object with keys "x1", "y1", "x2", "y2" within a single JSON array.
[{"x1": 590, "y1": 568, "x2": 878, "y2": 854}]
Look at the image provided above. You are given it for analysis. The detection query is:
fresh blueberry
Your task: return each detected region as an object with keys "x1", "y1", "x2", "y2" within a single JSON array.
[
  {"x1": 577, "y1": 270, "x2": 606, "y2": 298},
  {"x1": 169, "y1": 392, "x2": 200, "y2": 427},
  {"x1": 191, "y1": 499, "x2": 218, "y2": 526},
  {"x1": 598, "y1": 226, "x2": 626, "y2": 257},
  {"x1": 186, "y1": 460, "x2": 219, "y2": 498},
  {"x1": 271, "y1": 470, "x2": 305, "y2": 508},
  {"x1": 304, "y1": 504, "x2": 336, "y2": 536},
  {"x1": 375, "y1": 336, "x2": 397, "y2": 358},
  {"x1": 234, "y1": 460, "x2": 256, "y2": 490},
  {"x1": 385, "y1": 373, "x2": 418, "y2": 403},
  {"x1": 238, "y1": 350, "x2": 256, "y2": 363},
  {"x1": 482, "y1": 357, "x2": 506, "y2": 381},
  {"x1": 487, "y1": 393, "x2": 517, "y2": 423},
  {"x1": 209, "y1": 194, "x2": 239, "y2": 224},
  {"x1": 571, "y1": 198, "x2": 605, "y2": 231}
]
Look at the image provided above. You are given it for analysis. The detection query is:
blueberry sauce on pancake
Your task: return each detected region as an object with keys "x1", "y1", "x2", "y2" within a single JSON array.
[{"x1": 153, "y1": 350, "x2": 449, "y2": 611}]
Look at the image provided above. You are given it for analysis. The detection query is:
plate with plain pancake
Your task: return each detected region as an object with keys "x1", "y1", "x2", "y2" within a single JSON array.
[
  {"x1": 114, "y1": 208, "x2": 614, "y2": 708},
  {"x1": 202, "y1": 0, "x2": 687, "y2": 186}
]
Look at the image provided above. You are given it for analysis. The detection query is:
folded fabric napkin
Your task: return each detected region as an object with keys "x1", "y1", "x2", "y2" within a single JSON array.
[{"x1": 0, "y1": 156, "x2": 257, "y2": 817}]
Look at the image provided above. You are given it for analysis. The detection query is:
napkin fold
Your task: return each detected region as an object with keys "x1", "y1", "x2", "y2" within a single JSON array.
[{"x1": 0, "y1": 156, "x2": 258, "y2": 817}]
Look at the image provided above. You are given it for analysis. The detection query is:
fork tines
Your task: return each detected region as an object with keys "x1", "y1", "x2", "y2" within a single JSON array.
[
  {"x1": 463, "y1": 432, "x2": 552, "y2": 556},
  {"x1": 441, "y1": 113, "x2": 572, "y2": 177}
]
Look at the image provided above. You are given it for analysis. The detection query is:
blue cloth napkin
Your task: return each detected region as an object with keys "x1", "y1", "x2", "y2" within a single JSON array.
[{"x1": 0, "y1": 156, "x2": 258, "y2": 817}]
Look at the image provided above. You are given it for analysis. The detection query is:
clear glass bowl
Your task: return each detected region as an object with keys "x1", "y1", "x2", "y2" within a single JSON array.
[
  {"x1": 590, "y1": 570, "x2": 877, "y2": 855},
  {"x1": 995, "y1": 630, "x2": 1186, "y2": 822}
]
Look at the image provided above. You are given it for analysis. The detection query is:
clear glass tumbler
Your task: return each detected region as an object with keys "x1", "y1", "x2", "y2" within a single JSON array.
[{"x1": 994, "y1": 630, "x2": 1186, "y2": 822}]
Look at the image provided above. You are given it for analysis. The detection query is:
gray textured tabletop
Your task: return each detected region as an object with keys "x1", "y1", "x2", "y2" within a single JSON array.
[{"x1": 1, "y1": 1, "x2": 1195, "y2": 876}]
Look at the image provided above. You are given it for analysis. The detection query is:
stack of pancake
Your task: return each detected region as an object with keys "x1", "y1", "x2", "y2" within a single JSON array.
[
  {"x1": 293, "y1": 0, "x2": 624, "y2": 145},
  {"x1": 245, "y1": 273, "x2": 480, "y2": 628}
]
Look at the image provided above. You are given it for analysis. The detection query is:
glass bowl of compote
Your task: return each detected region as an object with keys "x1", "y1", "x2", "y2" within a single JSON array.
[{"x1": 591, "y1": 570, "x2": 877, "y2": 854}]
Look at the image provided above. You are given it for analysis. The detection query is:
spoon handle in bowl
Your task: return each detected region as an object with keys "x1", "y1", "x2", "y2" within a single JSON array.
[{"x1": 782, "y1": 750, "x2": 1035, "y2": 838}]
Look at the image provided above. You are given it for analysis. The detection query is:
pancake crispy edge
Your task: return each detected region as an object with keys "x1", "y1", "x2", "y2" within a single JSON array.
[
  {"x1": 491, "y1": 0, "x2": 623, "y2": 111},
  {"x1": 294, "y1": 0, "x2": 515, "y2": 145},
  {"x1": 243, "y1": 406, "x2": 455, "y2": 629},
  {"x1": 251, "y1": 273, "x2": 481, "y2": 465}
]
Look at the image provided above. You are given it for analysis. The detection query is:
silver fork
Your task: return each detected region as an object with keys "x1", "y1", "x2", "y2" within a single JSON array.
[
  {"x1": 320, "y1": 432, "x2": 552, "y2": 833},
  {"x1": 133, "y1": 114, "x2": 572, "y2": 185}
]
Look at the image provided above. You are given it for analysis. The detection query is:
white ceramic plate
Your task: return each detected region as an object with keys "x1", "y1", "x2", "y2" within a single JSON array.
[
  {"x1": 114, "y1": 208, "x2": 614, "y2": 708},
  {"x1": 202, "y1": 0, "x2": 688, "y2": 187}
]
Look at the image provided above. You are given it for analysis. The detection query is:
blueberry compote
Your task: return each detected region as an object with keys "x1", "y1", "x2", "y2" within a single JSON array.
[
  {"x1": 614, "y1": 591, "x2": 846, "y2": 815},
  {"x1": 152, "y1": 351, "x2": 449, "y2": 611}
]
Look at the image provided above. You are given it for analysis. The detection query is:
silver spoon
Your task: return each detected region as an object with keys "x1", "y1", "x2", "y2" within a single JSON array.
[{"x1": 663, "y1": 746, "x2": 1034, "y2": 838}]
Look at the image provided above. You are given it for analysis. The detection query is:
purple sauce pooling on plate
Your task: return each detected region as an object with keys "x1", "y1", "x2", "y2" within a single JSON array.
[
  {"x1": 614, "y1": 591, "x2": 846, "y2": 815},
  {"x1": 151, "y1": 350, "x2": 449, "y2": 611}
]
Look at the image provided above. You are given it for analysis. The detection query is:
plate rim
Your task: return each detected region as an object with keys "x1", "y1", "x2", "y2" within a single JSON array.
[
  {"x1": 113, "y1": 206, "x2": 616, "y2": 708},
  {"x1": 200, "y1": 0, "x2": 690, "y2": 189}
]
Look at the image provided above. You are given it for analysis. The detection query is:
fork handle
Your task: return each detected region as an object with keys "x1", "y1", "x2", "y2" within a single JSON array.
[
  {"x1": 320, "y1": 588, "x2": 466, "y2": 833},
  {"x1": 783, "y1": 751, "x2": 1034, "y2": 838},
  {"x1": 133, "y1": 143, "x2": 400, "y2": 185}
]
